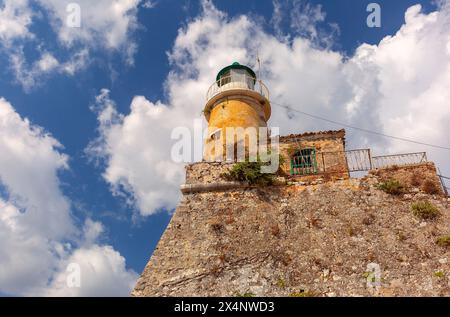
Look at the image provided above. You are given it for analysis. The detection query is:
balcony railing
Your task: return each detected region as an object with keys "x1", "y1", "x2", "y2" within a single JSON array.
[
  {"x1": 292, "y1": 149, "x2": 430, "y2": 175},
  {"x1": 206, "y1": 74, "x2": 270, "y2": 102},
  {"x1": 371, "y1": 152, "x2": 427, "y2": 169}
]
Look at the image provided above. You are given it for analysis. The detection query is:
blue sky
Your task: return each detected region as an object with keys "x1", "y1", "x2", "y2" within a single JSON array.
[{"x1": 1, "y1": 0, "x2": 449, "y2": 296}]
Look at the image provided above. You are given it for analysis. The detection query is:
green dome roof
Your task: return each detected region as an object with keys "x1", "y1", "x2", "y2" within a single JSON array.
[{"x1": 216, "y1": 62, "x2": 256, "y2": 82}]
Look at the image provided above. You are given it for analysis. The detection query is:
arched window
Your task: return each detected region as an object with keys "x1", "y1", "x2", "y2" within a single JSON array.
[
  {"x1": 210, "y1": 128, "x2": 221, "y2": 141},
  {"x1": 290, "y1": 148, "x2": 318, "y2": 175}
]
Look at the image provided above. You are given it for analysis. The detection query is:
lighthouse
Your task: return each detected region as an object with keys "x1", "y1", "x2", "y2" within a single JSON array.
[{"x1": 203, "y1": 62, "x2": 271, "y2": 161}]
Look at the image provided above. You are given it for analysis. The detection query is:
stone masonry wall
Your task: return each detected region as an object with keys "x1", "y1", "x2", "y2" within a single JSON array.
[
  {"x1": 186, "y1": 133, "x2": 348, "y2": 187},
  {"x1": 185, "y1": 162, "x2": 235, "y2": 185},
  {"x1": 279, "y1": 132, "x2": 348, "y2": 179},
  {"x1": 133, "y1": 163, "x2": 450, "y2": 297},
  {"x1": 370, "y1": 162, "x2": 445, "y2": 195}
]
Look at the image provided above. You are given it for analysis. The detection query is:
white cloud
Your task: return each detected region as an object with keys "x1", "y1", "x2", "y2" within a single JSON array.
[
  {"x1": 1, "y1": 0, "x2": 145, "y2": 90},
  {"x1": 0, "y1": 0, "x2": 34, "y2": 44},
  {"x1": 36, "y1": 52, "x2": 59, "y2": 72},
  {"x1": 0, "y1": 98, "x2": 137, "y2": 296},
  {"x1": 289, "y1": 0, "x2": 325, "y2": 39},
  {"x1": 87, "y1": 89, "x2": 186, "y2": 216},
  {"x1": 89, "y1": 1, "x2": 450, "y2": 217},
  {"x1": 0, "y1": 97, "x2": 73, "y2": 240},
  {"x1": 142, "y1": 1, "x2": 157, "y2": 9},
  {"x1": 0, "y1": 197, "x2": 67, "y2": 295},
  {"x1": 271, "y1": 0, "x2": 339, "y2": 47},
  {"x1": 82, "y1": 218, "x2": 105, "y2": 246},
  {"x1": 44, "y1": 244, "x2": 138, "y2": 297},
  {"x1": 9, "y1": 48, "x2": 89, "y2": 91},
  {"x1": 38, "y1": 0, "x2": 142, "y2": 51},
  {"x1": 347, "y1": 4, "x2": 450, "y2": 179},
  {"x1": 60, "y1": 48, "x2": 90, "y2": 75}
]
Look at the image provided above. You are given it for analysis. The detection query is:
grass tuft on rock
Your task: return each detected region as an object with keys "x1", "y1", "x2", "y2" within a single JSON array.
[
  {"x1": 411, "y1": 200, "x2": 439, "y2": 220},
  {"x1": 422, "y1": 180, "x2": 440, "y2": 195},
  {"x1": 436, "y1": 236, "x2": 450, "y2": 249},
  {"x1": 377, "y1": 179, "x2": 404, "y2": 195}
]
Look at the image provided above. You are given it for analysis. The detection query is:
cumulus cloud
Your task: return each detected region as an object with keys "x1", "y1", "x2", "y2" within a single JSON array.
[
  {"x1": 271, "y1": 0, "x2": 339, "y2": 47},
  {"x1": 0, "y1": 0, "x2": 34, "y2": 44},
  {"x1": 9, "y1": 48, "x2": 89, "y2": 90},
  {"x1": 0, "y1": 97, "x2": 73, "y2": 239},
  {"x1": 0, "y1": 198, "x2": 67, "y2": 295},
  {"x1": 87, "y1": 89, "x2": 187, "y2": 216},
  {"x1": 347, "y1": 3, "x2": 450, "y2": 179},
  {"x1": 289, "y1": 0, "x2": 326, "y2": 37},
  {"x1": 89, "y1": 0, "x2": 450, "y2": 217},
  {"x1": 44, "y1": 244, "x2": 138, "y2": 297},
  {"x1": 0, "y1": 98, "x2": 137, "y2": 296},
  {"x1": 142, "y1": 1, "x2": 157, "y2": 10},
  {"x1": 1, "y1": 0, "x2": 146, "y2": 90},
  {"x1": 37, "y1": 0, "x2": 141, "y2": 51}
]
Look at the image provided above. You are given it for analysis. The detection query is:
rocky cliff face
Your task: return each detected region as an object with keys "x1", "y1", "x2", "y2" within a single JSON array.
[{"x1": 132, "y1": 165, "x2": 450, "y2": 297}]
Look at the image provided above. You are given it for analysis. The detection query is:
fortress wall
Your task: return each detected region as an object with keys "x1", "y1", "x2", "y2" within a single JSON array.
[
  {"x1": 132, "y1": 174, "x2": 450, "y2": 297},
  {"x1": 370, "y1": 162, "x2": 445, "y2": 195}
]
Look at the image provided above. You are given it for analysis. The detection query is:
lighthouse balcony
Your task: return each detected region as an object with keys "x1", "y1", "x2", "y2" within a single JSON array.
[{"x1": 206, "y1": 73, "x2": 270, "y2": 103}]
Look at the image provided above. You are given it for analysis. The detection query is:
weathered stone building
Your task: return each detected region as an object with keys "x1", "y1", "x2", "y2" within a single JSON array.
[
  {"x1": 132, "y1": 63, "x2": 449, "y2": 297},
  {"x1": 278, "y1": 129, "x2": 348, "y2": 180}
]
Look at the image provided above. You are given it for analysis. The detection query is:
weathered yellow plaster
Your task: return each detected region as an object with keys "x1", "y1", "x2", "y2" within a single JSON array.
[{"x1": 204, "y1": 97, "x2": 271, "y2": 161}]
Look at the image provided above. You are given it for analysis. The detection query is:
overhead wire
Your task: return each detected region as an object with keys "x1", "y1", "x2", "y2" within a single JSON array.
[{"x1": 270, "y1": 100, "x2": 450, "y2": 151}]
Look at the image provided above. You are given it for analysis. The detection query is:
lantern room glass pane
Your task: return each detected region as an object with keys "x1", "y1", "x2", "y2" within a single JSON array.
[{"x1": 218, "y1": 69, "x2": 255, "y2": 90}]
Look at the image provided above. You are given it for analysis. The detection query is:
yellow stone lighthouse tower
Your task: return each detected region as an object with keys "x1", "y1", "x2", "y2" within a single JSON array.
[{"x1": 203, "y1": 62, "x2": 271, "y2": 161}]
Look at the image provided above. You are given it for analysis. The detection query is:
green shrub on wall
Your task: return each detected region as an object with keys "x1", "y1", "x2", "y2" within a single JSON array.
[
  {"x1": 223, "y1": 160, "x2": 275, "y2": 185},
  {"x1": 377, "y1": 179, "x2": 404, "y2": 195},
  {"x1": 222, "y1": 153, "x2": 285, "y2": 185}
]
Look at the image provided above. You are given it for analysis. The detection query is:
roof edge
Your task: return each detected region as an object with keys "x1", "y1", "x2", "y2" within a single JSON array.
[{"x1": 279, "y1": 129, "x2": 346, "y2": 141}]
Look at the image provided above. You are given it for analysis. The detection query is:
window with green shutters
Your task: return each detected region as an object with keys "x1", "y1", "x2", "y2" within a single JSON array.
[{"x1": 290, "y1": 148, "x2": 318, "y2": 175}]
